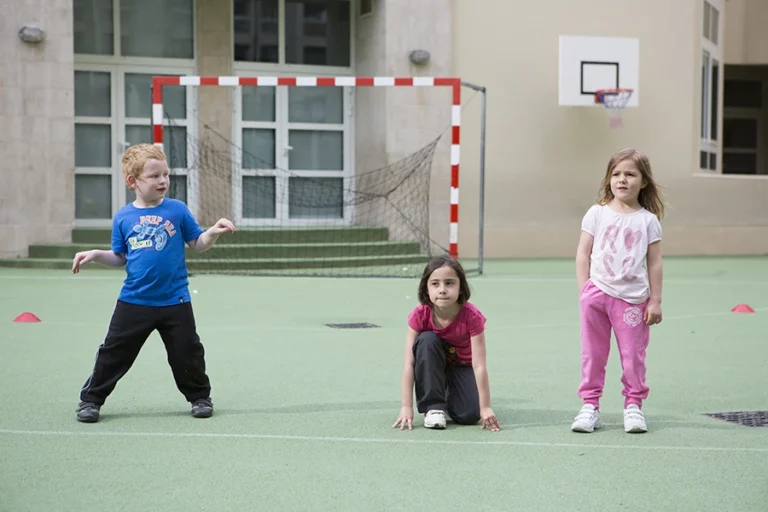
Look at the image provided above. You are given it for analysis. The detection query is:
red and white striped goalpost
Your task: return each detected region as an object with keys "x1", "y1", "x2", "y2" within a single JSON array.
[{"x1": 152, "y1": 76, "x2": 462, "y2": 258}]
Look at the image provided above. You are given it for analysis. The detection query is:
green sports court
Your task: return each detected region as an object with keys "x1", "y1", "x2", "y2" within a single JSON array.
[{"x1": 2, "y1": 256, "x2": 767, "y2": 511}]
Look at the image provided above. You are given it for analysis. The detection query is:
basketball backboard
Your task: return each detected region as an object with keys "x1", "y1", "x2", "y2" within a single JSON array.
[{"x1": 559, "y1": 35, "x2": 639, "y2": 107}]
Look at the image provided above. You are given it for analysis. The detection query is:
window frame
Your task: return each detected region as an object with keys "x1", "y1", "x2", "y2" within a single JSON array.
[{"x1": 699, "y1": 0, "x2": 723, "y2": 174}]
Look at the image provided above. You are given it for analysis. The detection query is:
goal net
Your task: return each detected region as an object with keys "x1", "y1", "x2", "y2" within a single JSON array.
[{"x1": 152, "y1": 76, "x2": 464, "y2": 278}]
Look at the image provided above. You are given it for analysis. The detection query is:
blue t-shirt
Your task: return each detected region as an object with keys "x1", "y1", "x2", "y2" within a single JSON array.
[{"x1": 111, "y1": 198, "x2": 205, "y2": 307}]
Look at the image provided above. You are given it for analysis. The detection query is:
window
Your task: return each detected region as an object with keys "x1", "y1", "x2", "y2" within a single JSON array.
[
  {"x1": 700, "y1": 0, "x2": 722, "y2": 172},
  {"x1": 120, "y1": 0, "x2": 194, "y2": 59},
  {"x1": 234, "y1": 84, "x2": 350, "y2": 225},
  {"x1": 722, "y1": 117, "x2": 758, "y2": 175},
  {"x1": 74, "y1": 0, "x2": 193, "y2": 59},
  {"x1": 234, "y1": 0, "x2": 351, "y2": 67},
  {"x1": 73, "y1": 70, "x2": 113, "y2": 219},
  {"x1": 702, "y1": 1, "x2": 719, "y2": 45},
  {"x1": 724, "y1": 79, "x2": 762, "y2": 108},
  {"x1": 723, "y1": 75, "x2": 763, "y2": 175},
  {"x1": 359, "y1": 0, "x2": 373, "y2": 18},
  {"x1": 73, "y1": 0, "x2": 195, "y2": 225}
]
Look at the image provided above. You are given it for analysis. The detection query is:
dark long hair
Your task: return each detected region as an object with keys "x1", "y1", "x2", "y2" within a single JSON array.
[{"x1": 417, "y1": 255, "x2": 471, "y2": 305}]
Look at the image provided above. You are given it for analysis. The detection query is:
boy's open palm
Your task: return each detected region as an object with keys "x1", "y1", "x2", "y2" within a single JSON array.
[
  {"x1": 211, "y1": 218, "x2": 236, "y2": 235},
  {"x1": 72, "y1": 250, "x2": 95, "y2": 274}
]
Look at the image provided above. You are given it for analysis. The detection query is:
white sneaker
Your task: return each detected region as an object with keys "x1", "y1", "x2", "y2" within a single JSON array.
[
  {"x1": 571, "y1": 404, "x2": 601, "y2": 433},
  {"x1": 623, "y1": 404, "x2": 648, "y2": 433},
  {"x1": 424, "y1": 410, "x2": 447, "y2": 429}
]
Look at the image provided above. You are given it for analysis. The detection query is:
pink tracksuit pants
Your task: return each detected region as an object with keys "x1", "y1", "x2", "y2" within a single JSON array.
[{"x1": 578, "y1": 280, "x2": 650, "y2": 409}]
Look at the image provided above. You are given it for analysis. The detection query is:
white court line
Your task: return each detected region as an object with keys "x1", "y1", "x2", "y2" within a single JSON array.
[{"x1": 0, "y1": 428, "x2": 766, "y2": 454}]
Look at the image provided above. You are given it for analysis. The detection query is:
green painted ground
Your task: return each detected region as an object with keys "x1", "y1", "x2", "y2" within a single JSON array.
[{"x1": 1, "y1": 257, "x2": 767, "y2": 511}]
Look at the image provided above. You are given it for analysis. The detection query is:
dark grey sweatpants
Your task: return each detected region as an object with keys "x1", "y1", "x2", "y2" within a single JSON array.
[{"x1": 413, "y1": 331, "x2": 481, "y2": 425}]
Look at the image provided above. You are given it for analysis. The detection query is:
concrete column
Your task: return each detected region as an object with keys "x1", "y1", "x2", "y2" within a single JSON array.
[
  {"x1": 354, "y1": 0, "x2": 453, "y2": 249},
  {"x1": 195, "y1": 0, "x2": 233, "y2": 226},
  {"x1": 0, "y1": 0, "x2": 75, "y2": 257}
]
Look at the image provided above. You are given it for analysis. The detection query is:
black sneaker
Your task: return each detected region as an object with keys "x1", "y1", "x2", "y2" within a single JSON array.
[
  {"x1": 76, "y1": 402, "x2": 101, "y2": 423},
  {"x1": 191, "y1": 398, "x2": 213, "y2": 418}
]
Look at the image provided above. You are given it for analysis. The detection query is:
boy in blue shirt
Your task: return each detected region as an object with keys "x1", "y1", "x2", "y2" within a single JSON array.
[{"x1": 72, "y1": 143, "x2": 235, "y2": 423}]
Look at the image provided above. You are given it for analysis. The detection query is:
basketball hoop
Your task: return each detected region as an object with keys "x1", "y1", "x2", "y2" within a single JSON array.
[{"x1": 594, "y1": 88, "x2": 633, "y2": 128}]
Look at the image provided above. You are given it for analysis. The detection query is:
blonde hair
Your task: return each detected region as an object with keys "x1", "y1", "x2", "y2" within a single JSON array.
[
  {"x1": 121, "y1": 143, "x2": 167, "y2": 185},
  {"x1": 597, "y1": 148, "x2": 665, "y2": 219}
]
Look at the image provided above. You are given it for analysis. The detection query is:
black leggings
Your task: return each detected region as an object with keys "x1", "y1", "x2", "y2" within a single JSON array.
[
  {"x1": 413, "y1": 331, "x2": 481, "y2": 425},
  {"x1": 80, "y1": 300, "x2": 211, "y2": 405}
]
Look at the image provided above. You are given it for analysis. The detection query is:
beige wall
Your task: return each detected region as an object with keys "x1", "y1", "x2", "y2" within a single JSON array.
[
  {"x1": 0, "y1": 1, "x2": 74, "y2": 258},
  {"x1": 724, "y1": 0, "x2": 768, "y2": 64},
  {"x1": 453, "y1": 0, "x2": 768, "y2": 258}
]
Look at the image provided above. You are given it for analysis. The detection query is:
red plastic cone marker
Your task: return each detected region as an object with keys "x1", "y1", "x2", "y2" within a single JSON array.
[
  {"x1": 13, "y1": 312, "x2": 41, "y2": 323},
  {"x1": 731, "y1": 304, "x2": 755, "y2": 313}
]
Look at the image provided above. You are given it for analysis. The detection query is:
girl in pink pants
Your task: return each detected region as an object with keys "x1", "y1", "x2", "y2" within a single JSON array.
[{"x1": 572, "y1": 148, "x2": 665, "y2": 434}]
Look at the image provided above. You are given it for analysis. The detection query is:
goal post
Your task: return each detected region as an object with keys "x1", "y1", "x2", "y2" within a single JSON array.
[{"x1": 151, "y1": 75, "x2": 474, "y2": 277}]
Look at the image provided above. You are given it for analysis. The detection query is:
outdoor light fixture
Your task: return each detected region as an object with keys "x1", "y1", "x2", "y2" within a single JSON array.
[
  {"x1": 409, "y1": 49, "x2": 430, "y2": 65},
  {"x1": 18, "y1": 25, "x2": 46, "y2": 43}
]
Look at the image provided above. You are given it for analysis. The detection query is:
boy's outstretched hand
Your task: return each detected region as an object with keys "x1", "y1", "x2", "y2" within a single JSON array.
[
  {"x1": 210, "y1": 218, "x2": 236, "y2": 235},
  {"x1": 72, "y1": 250, "x2": 96, "y2": 274},
  {"x1": 481, "y1": 407, "x2": 501, "y2": 431},
  {"x1": 392, "y1": 406, "x2": 414, "y2": 431}
]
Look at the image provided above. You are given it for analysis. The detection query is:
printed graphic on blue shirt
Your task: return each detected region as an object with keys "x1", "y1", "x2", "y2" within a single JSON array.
[{"x1": 128, "y1": 215, "x2": 177, "y2": 252}]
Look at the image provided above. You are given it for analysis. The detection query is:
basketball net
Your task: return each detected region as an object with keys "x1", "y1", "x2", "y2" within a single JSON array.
[{"x1": 595, "y1": 88, "x2": 633, "y2": 129}]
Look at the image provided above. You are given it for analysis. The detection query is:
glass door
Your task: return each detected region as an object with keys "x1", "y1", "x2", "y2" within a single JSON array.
[
  {"x1": 74, "y1": 66, "x2": 117, "y2": 226},
  {"x1": 234, "y1": 82, "x2": 352, "y2": 226}
]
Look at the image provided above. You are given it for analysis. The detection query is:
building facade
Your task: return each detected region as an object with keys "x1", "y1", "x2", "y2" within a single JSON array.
[{"x1": 1, "y1": 0, "x2": 767, "y2": 260}]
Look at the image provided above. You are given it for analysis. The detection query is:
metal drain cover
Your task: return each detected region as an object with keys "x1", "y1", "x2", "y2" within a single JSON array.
[
  {"x1": 704, "y1": 411, "x2": 768, "y2": 427},
  {"x1": 326, "y1": 322, "x2": 380, "y2": 329}
]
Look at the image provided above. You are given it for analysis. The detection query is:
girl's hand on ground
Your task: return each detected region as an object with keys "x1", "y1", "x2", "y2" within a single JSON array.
[
  {"x1": 392, "y1": 406, "x2": 414, "y2": 430},
  {"x1": 481, "y1": 407, "x2": 501, "y2": 431}
]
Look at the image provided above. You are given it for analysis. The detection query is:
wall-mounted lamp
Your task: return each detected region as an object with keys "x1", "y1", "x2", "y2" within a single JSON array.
[
  {"x1": 19, "y1": 25, "x2": 46, "y2": 44},
  {"x1": 409, "y1": 49, "x2": 430, "y2": 66}
]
